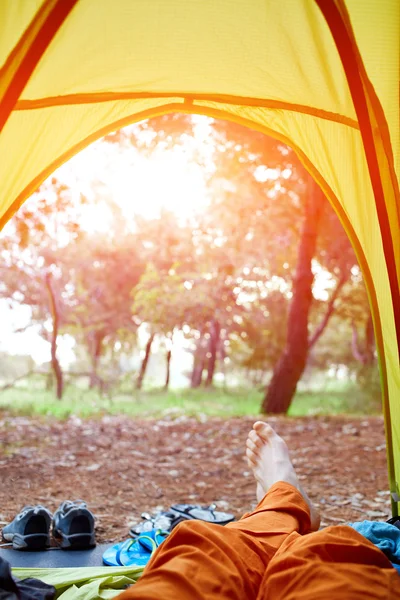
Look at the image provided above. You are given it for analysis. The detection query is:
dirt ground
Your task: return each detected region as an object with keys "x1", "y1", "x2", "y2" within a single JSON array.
[{"x1": 0, "y1": 412, "x2": 392, "y2": 544}]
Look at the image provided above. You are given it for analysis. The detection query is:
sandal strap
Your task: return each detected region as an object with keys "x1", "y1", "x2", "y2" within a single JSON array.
[{"x1": 116, "y1": 535, "x2": 158, "y2": 566}]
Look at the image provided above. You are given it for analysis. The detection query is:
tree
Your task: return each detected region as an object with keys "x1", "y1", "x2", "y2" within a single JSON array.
[
  {"x1": 1, "y1": 115, "x2": 370, "y2": 401},
  {"x1": 132, "y1": 261, "x2": 214, "y2": 389},
  {"x1": 135, "y1": 331, "x2": 155, "y2": 390},
  {"x1": 125, "y1": 115, "x2": 364, "y2": 401},
  {"x1": 0, "y1": 181, "x2": 145, "y2": 397},
  {"x1": 44, "y1": 272, "x2": 64, "y2": 399},
  {"x1": 131, "y1": 212, "x2": 197, "y2": 390},
  {"x1": 0, "y1": 179, "x2": 83, "y2": 398},
  {"x1": 262, "y1": 178, "x2": 324, "y2": 413},
  {"x1": 60, "y1": 230, "x2": 144, "y2": 390},
  {"x1": 199, "y1": 118, "x2": 358, "y2": 411}
]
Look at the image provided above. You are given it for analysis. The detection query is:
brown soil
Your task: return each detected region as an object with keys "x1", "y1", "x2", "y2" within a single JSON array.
[{"x1": 0, "y1": 413, "x2": 392, "y2": 544}]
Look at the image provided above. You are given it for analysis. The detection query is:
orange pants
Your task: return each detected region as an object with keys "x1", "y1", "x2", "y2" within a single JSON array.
[{"x1": 117, "y1": 483, "x2": 400, "y2": 599}]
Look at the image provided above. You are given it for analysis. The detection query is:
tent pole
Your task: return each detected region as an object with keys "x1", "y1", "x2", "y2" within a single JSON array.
[{"x1": 0, "y1": 0, "x2": 78, "y2": 133}]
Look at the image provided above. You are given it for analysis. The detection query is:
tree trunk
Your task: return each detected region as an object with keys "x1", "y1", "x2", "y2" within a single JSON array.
[
  {"x1": 308, "y1": 273, "x2": 347, "y2": 349},
  {"x1": 45, "y1": 372, "x2": 53, "y2": 391},
  {"x1": 351, "y1": 313, "x2": 375, "y2": 365},
  {"x1": 164, "y1": 348, "x2": 172, "y2": 390},
  {"x1": 136, "y1": 332, "x2": 155, "y2": 390},
  {"x1": 262, "y1": 179, "x2": 324, "y2": 414},
  {"x1": 191, "y1": 360, "x2": 205, "y2": 387},
  {"x1": 89, "y1": 331, "x2": 104, "y2": 389},
  {"x1": 205, "y1": 319, "x2": 221, "y2": 387},
  {"x1": 364, "y1": 313, "x2": 375, "y2": 365},
  {"x1": 191, "y1": 334, "x2": 207, "y2": 388},
  {"x1": 45, "y1": 273, "x2": 63, "y2": 400}
]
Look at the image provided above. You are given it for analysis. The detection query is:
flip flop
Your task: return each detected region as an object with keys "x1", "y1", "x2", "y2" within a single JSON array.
[
  {"x1": 136, "y1": 529, "x2": 169, "y2": 552},
  {"x1": 170, "y1": 504, "x2": 235, "y2": 526},
  {"x1": 387, "y1": 517, "x2": 400, "y2": 531},
  {"x1": 103, "y1": 529, "x2": 168, "y2": 567},
  {"x1": 129, "y1": 511, "x2": 177, "y2": 538},
  {"x1": 103, "y1": 538, "x2": 153, "y2": 567},
  {"x1": 129, "y1": 505, "x2": 235, "y2": 538}
]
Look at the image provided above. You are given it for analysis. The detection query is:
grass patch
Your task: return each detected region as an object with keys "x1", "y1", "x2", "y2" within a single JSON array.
[{"x1": 0, "y1": 380, "x2": 382, "y2": 420}]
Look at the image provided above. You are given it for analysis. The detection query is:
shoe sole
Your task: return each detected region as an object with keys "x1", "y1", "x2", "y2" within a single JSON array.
[
  {"x1": 3, "y1": 532, "x2": 50, "y2": 551},
  {"x1": 53, "y1": 529, "x2": 96, "y2": 550}
]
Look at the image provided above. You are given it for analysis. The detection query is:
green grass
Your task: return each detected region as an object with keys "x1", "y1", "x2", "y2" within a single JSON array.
[{"x1": 0, "y1": 379, "x2": 382, "y2": 420}]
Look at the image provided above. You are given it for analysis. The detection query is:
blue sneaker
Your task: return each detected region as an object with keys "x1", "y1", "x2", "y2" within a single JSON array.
[
  {"x1": 2, "y1": 505, "x2": 52, "y2": 550},
  {"x1": 52, "y1": 500, "x2": 96, "y2": 549}
]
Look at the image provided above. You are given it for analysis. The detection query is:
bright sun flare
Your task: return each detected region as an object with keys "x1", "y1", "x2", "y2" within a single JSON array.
[{"x1": 54, "y1": 126, "x2": 211, "y2": 232}]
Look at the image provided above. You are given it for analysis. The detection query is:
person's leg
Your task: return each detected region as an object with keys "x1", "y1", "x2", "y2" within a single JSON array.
[
  {"x1": 257, "y1": 524, "x2": 400, "y2": 600},
  {"x1": 117, "y1": 423, "x2": 319, "y2": 600},
  {"x1": 249, "y1": 423, "x2": 400, "y2": 600}
]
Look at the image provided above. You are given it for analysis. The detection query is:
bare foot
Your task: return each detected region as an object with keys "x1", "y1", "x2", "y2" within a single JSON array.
[{"x1": 246, "y1": 421, "x2": 320, "y2": 531}]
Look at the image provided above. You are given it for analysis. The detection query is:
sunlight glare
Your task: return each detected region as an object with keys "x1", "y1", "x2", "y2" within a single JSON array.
[{"x1": 54, "y1": 129, "x2": 211, "y2": 232}]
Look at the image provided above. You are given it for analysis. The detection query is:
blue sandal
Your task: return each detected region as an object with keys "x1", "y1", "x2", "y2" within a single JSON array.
[{"x1": 103, "y1": 529, "x2": 169, "y2": 567}]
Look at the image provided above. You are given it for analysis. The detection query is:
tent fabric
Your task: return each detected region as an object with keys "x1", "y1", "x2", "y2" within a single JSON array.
[
  {"x1": 0, "y1": 0, "x2": 399, "y2": 511},
  {"x1": 12, "y1": 566, "x2": 143, "y2": 599}
]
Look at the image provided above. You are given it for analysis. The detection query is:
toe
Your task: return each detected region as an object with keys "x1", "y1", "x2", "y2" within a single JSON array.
[
  {"x1": 246, "y1": 438, "x2": 259, "y2": 454},
  {"x1": 246, "y1": 447, "x2": 258, "y2": 465},
  {"x1": 253, "y1": 422, "x2": 274, "y2": 441},
  {"x1": 248, "y1": 430, "x2": 263, "y2": 447}
]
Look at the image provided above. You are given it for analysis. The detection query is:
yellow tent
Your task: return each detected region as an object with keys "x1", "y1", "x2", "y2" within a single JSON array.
[{"x1": 0, "y1": 0, "x2": 399, "y2": 513}]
